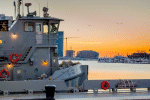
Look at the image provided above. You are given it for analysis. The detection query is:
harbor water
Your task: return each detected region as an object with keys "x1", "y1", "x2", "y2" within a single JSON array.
[
  {"x1": 1, "y1": 60, "x2": 150, "y2": 100},
  {"x1": 59, "y1": 60, "x2": 150, "y2": 80}
]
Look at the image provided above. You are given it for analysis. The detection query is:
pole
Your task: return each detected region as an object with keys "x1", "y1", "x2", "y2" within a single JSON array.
[
  {"x1": 39, "y1": 4, "x2": 40, "y2": 17},
  {"x1": 15, "y1": 7, "x2": 16, "y2": 19},
  {"x1": 22, "y1": 0, "x2": 24, "y2": 16},
  {"x1": 47, "y1": 0, "x2": 48, "y2": 8},
  {"x1": 149, "y1": 49, "x2": 150, "y2": 63},
  {"x1": 14, "y1": 1, "x2": 16, "y2": 20},
  {"x1": 17, "y1": 0, "x2": 20, "y2": 17},
  {"x1": 66, "y1": 38, "x2": 67, "y2": 55},
  {"x1": 27, "y1": 6, "x2": 29, "y2": 14}
]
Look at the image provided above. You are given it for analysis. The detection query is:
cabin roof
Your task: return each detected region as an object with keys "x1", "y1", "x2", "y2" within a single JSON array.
[{"x1": 19, "y1": 17, "x2": 64, "y2": 21}]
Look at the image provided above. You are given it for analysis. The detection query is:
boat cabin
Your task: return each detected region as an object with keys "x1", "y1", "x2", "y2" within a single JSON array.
[{"x1": 0, "y1": 1, "x2": 63, "y2": 81}]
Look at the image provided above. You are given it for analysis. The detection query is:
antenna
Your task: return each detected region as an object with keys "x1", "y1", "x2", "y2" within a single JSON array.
[
  {"x1": 47, "y1": 0, "x2": 48, "y2": 8},
  {"x1": 22, "y1": 0, "x2": 24, "y2": 16},
  {"x1": 39, "y1": 4, "x2": 40, "y2": 17},
  {"x1": 17, "y1": 0, "x2": 21, "y2": 18},
  {"x1": 14, "y1": 1, "x2": 16, "y2": 20}
]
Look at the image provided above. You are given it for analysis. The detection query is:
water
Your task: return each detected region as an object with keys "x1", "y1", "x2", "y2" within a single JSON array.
[
  {"x1": 59, "y1": 60, "x2": 150, "y2": 80},
  {"x1": 1, "y1": 60, "x2": 149, "y2": 100}
]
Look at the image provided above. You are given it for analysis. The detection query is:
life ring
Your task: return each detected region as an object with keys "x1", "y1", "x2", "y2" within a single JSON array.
[
  {"x1": 101, "y1": 81, "x2": 109, "y2": 90},
  {"x1": 10, "y1": 53, "x2": 19, "y2": 63},
  {"x1": 0, "y1": 69, "x2": 9, "y2": 78}
]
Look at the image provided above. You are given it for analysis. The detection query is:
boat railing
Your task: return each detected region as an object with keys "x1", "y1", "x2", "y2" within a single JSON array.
[{"x1": 8, "y1": 20, "x2": 17, "y2": 31}]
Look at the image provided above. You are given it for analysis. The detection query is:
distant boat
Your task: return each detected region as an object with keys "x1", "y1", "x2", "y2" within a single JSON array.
[
  {"x1": 98, "y1": 58, "x2": 114, "y2": 63},
  {"x1": 115, "y1": 80, "x2": 138, "y2": 89}
]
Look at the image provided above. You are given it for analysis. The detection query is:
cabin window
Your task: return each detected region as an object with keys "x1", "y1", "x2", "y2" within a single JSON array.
[
  {"x1": 50, "y1": 23, "x2": 58, "y2": 34},
  {"x1": 36, "y1": 24, "x2": 41, "y2": 33},
  {"x1": 24, "y1": 22, "x2": 34, "y2": 32},
  {"x1": 0, "y1": 20, "x2": 8, "y2": 32},
  {"x1": 43, "y1": 22, "x2": 48, "y2": 34}
]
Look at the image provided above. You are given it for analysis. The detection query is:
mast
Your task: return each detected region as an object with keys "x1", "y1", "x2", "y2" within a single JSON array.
[
  {"x1": 14, "y1": 1, "x2": 16, "y2": 20},
  {"x1": 22, "y1": 0, "x2": 24, "y2": 16},
  {"x1": 17, "y1": 0, "x2": 21, "y2": 18}
]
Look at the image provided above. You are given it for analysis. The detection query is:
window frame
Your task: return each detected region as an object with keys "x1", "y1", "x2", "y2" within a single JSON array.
[
  {"x1": 0, "y1": 20, "x2": 9, "y2": 32},
  {"x1": 43, "y1": 22, "x2": 49, "y2": 34},
  {"x1": 36, "y1": 23, "x2": 42, "y2": 33},
  {"x1": 24, "y1": 22, "x2": 35, "y2": 32},
  {"x1": 50, "y1": 23, "x2": 59, "y2": 34}
]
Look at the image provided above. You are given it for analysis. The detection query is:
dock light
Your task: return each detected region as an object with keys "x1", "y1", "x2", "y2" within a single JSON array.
[
  {"x1": 42, "y1": 61, "x2": 48, "y2": 66},
  {"x1": 7, "y1": 64, "x2": 13, "y2": 69},
  {"x1": 11, "y1": 33, "x2": 18, "y2": 39},
  {"x1": 0, "y1": 40, "x2": 2, "y2": 44}
]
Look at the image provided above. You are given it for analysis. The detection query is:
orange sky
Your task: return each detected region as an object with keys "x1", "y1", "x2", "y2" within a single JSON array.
[{"x1": 1, "y1": 0, "x2": 150, "y2": 57}]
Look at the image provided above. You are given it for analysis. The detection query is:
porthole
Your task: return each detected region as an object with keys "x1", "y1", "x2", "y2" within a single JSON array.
[{"x1": 17, "y1": 74, "x2": 22, "y2": 80}]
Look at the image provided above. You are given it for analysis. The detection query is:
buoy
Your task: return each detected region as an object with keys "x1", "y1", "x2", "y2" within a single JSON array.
[
  {"x1": 10, "y1": 53, "x2": 19, "y2": 63},
  {"x1": 101, "y1": 81, "x2": 109, "y2": 90},
  {"x1": 0, "y1": 69, "x2": 9, "y2": 78}
]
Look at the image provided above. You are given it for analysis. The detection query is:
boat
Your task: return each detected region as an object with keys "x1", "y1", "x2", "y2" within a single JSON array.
[
  {"x1": 1, "y1": 1, "x2": 150, "y2": 98},
  {"x1": 0, "y1": 0, "x2": 88, "y2": 94},
  {"x1": 115, "y1": 80, "x2": 138, "y2": 89},
  {"x1": 98, "y1": 57, "x2": 114, "y2": 63}
]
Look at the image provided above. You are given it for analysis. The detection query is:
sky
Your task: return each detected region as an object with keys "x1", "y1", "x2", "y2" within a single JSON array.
[{"x1": 0, "y1": 0, "x2": 150, "y2": 57}]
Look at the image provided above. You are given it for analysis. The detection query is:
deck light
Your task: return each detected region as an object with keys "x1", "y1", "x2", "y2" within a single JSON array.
[
  {"x1": 11, "y1": 33, "x2": 18, "y2": 39},
  {"x1": 42, "y1": 61, "x2": 48, "y2": 66},
  {"x1": 7, "y1": 64, "x2": 13, "y2": 69},
  {"x1": 0, "y1": 40, "x2": 2, "y2": 44},
  {"x1": 17, "y1": 70, "x2": 21, "y2": 74}
]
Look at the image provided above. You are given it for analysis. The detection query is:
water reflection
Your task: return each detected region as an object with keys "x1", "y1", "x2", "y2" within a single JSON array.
[
  {"x1": 59, "y1": 60, "x2": 150, "y2": 80},
  {"x1": 89, "y1": 71, "x2": 150, "y2": 80}
]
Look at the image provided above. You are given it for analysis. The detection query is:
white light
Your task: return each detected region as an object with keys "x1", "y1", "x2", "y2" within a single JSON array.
[
  {"x1": 53, "y1": 59, "x2": 56, "y2": 63},
  {"x1": 17, "y1": 70, "x2": 21, "y2": 74}
]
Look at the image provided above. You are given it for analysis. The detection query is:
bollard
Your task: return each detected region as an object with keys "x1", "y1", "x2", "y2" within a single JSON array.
[
  {"x1": 130, "y1": 87, "x2": 136, "y2": 92},
  {"x1": 112, "y1": 88, "x2": 117, "y2": 93},
  {"x1": 45, "y1": 85, "x2": 56, "y2": 100},
  {"x1": 93, "y1": 88, "x2": 98, "y2": 94}
]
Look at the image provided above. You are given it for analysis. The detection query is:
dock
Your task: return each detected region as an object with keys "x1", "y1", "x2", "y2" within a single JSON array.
[{"x1": 1, "y1": 90, "x2": 150, "y2": 100}]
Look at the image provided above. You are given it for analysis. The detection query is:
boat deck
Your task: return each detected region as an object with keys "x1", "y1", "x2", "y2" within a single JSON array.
[{"x1": 1, "y1": 89, "x2": 150, "y2": 100}]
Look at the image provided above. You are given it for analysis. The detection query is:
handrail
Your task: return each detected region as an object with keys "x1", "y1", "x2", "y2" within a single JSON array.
[
  {"x1": 0, "y1": 34, "x2": 35, "y2": 52},
  {"x1": 20, "y1": 37, "x2": 35, "y2": 58},
  {"x1": 9, "y1": 20, "x2": 17, "y2": 31},
  {"x1": 0, "y1": 38, "x2": 57, "y2": 50}
]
